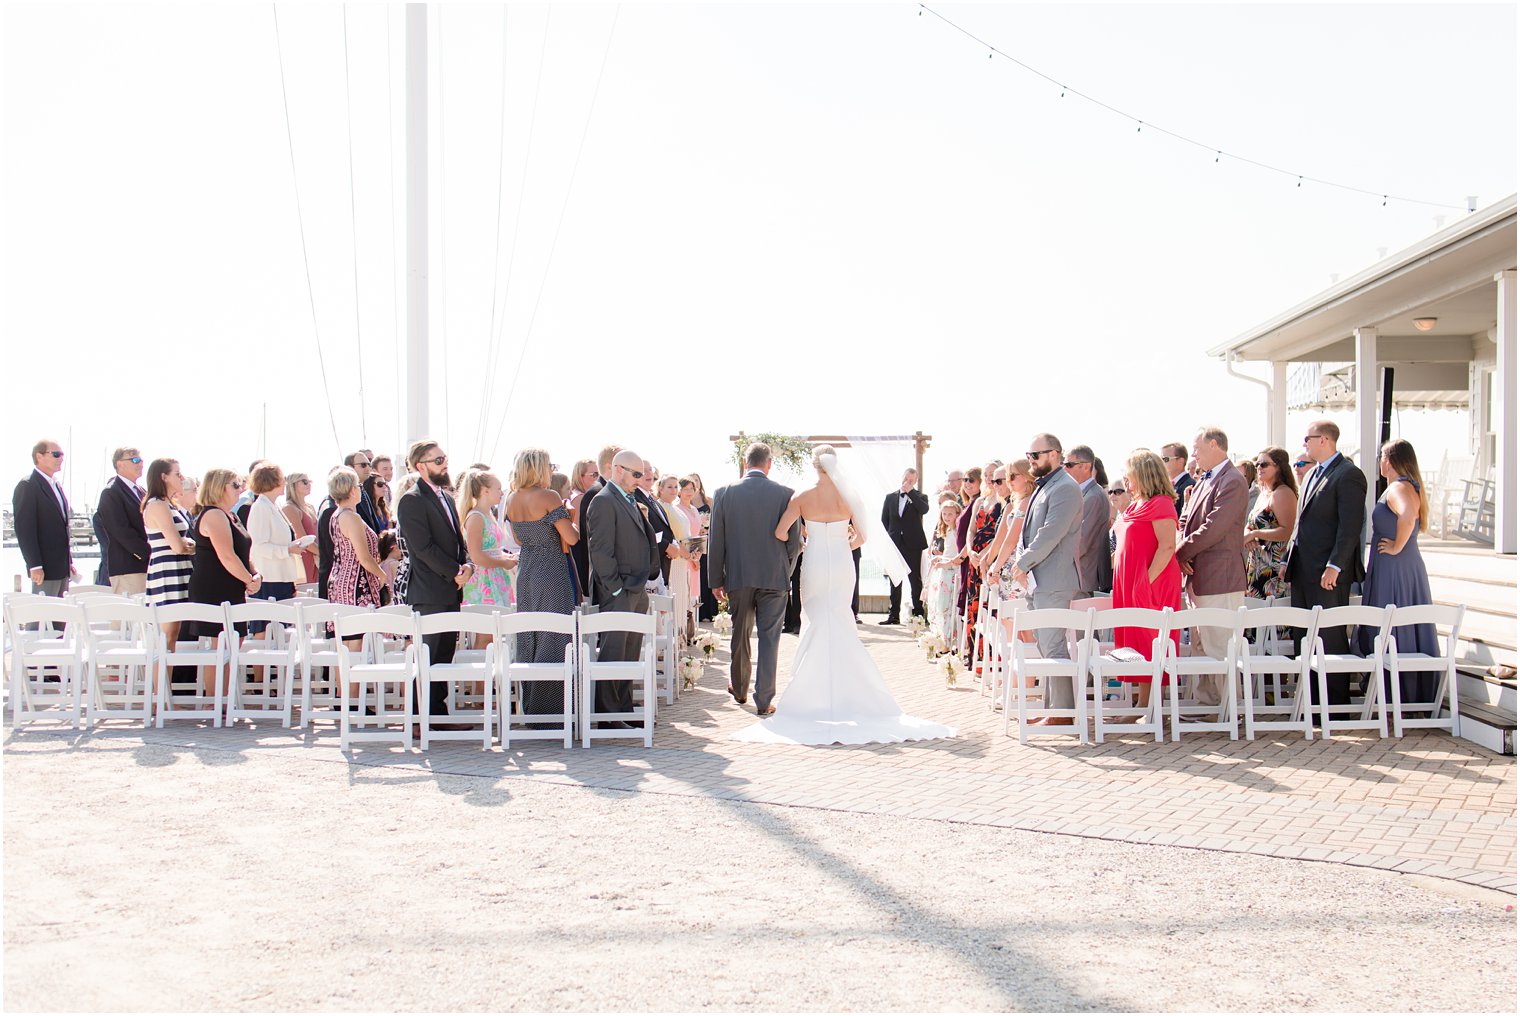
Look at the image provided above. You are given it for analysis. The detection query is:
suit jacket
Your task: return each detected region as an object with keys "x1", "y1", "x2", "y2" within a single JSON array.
[
  {"x1": 707, "y1": 470, "x2": 802, "y2": 592},
  {"x1": 1015, "y1": 469, "x2": 1083, "y2": 594},
  {"x1": 95, "y1": 476, "x2": 150, "y2": 577},
  {"x1": 1075, "y1": 479, "x2": 1113, "y2": 594},
  {"x1": 397, "y1": 478, "x2": 467, "y2": 607},
  {"x1": 316, "y1": 499, "x2": 336, "y2": 600},
  {"x1": 635, "y1": 487, "x2": 676, "y2": 586},
  {"x1": 586, "y1": 483, "x2": 660, "y2": 601},
  {"x1": 356, "y1": 487, "x2": 384, "y2": 533},
  {"x1": 1176, "y1": 460, "x2": 1248, "y2": 596},
  {"x1": 1285, "y1": 454, "x2": 1368, "y2": 586},
  {"x1": 1172, "y1": 472, "x2": 1195, "y2": 517},
  {"x1": 575, "y1": 476, "x2": 607, "y2": 601},
  {"x1": 881, "y1": 489, "x2": 930, "y2": 554},
  {"x1": 13, "y1": 470, "x2": 72, "y2": 580}
]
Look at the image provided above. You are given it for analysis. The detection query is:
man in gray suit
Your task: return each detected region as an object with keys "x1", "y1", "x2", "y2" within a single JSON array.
[
  {"x1": 587, "y1": 449, "x2": 662, "y2": 720},
  {"x1": 1008, "y1": 433, "x2": 1084, "y2": 723},
  {"x1": 708, "y1": 442, "x2": 803, "y2": 715},
  {"x1": 1065, "y1": 444, "x2": 1112, "y2": 598}
]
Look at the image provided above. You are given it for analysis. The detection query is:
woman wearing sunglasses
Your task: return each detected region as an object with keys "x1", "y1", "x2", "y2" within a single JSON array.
[{"x1": 1241, "y1": 446, "x2": 1299, "y2": 604}]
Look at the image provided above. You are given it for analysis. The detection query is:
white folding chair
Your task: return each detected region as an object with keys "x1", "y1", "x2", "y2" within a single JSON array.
[
  {"x1": 294, "y1": 603, "x2": 369, "y2": 728},
  {"x1": 649, "y1": 593, "x2": 679, "y2": 707},
  {"x1": 1003, "y1": 606, "x2": 1094, "y2": 743},
  {"x1": 224, "y1": 601, "x2": 303, "y2": 727},
  {"x1": 416, "y1": 612, "x2": 500, "y2": 749},
  {"x1": 497, "y1": 612, "x2": 578, "y2": 749},
  {"x1": 65, "y1": 584, "x2": 113, "y2": 596},
  {"x1": 4, "y1": 597, "x2": 87, "y2": 729},
  {"x1": 972, "y1": 582, "x2": 997, "y2": 696},
  {"x1": 578, "y1": 611, "x2": 656, "y2": 747},
  {"x1": 334, "y1": 612, "x2": 419, "y2": 751},
  {"x1": 1239, "y1": 604, "x2": 1317, "y2": 740},
  {"x1": 1162, "y1": 607, "x2": 1246, "y2": 740},
  {"x1": 1383, "y1": 604, "x2": 1464, "y2": 737},
  {"x1": 1311, "y1": 605, "x2": 1391, "y2": 738},
  {"x1": 81, "y1": 600, "x2": 159, "y2": 727},
  {"x1": 152, "y1": 602, "x2": 234, "y2": 726},
  {"x1": 1089, "y1": 608, "x2": 1171, "y2": 743}
]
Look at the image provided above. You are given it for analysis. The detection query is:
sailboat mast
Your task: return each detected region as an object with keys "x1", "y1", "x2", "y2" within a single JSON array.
[{"x1": 405, "y1": 2, "x2": 429, "y2": 445}]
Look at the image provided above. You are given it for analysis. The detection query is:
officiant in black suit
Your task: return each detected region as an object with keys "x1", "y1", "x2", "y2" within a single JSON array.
[
  {"x1": 880, "y1": 468, "x2": 930, "y2": 624},
  {"x1": 397, "y1": 439, "x2": 473, "y2": 719}
]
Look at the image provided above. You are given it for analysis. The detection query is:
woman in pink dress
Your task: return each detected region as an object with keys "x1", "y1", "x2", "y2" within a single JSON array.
[{"x1": 1111, "y1": 449, "x2": 1183, "y2": 707}]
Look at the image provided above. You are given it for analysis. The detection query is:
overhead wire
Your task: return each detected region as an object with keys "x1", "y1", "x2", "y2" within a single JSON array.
[
  {"x1": 270, "y1": 3, "x2": 344, "y2": 457},
  {"x1": 916, "y1": 4, "x2": 1468, "y2": 212},
  {"x1": 475, "y1": 6, "x2": 553, "y2": 460},
  {"x1": 489, "y1": 5, "x2": 621, "y2": 464},
  {"x1": 341, "y1": 4, "x2": 368, "y2": 447}
]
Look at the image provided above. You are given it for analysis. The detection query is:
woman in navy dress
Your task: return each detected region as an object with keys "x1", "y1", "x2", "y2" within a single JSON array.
[
  {"x1": 1358, "y1": 439, "x2": 1439, "y2": 705},
  {"x1": 505, "y1": 449, "x2": 581, "y2": 719}
]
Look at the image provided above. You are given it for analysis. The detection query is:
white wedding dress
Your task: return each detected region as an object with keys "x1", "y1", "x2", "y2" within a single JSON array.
[{"x1": 732, "y1": 518, "x2": 958, "y2": 746}]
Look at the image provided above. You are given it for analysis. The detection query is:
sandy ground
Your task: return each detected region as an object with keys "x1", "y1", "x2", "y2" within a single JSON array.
[{"x1": 3, "y1": 731, "x2": 1516, "y2": 1013}]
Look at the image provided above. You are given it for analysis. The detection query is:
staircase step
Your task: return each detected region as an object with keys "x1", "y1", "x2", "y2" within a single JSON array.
[
  {"x1": 1428, "y1": 576, "x2": 1517, "y2": 617},
  {"x1": 1456, "y1": 701, "x2": 1517, "y2": 756}
]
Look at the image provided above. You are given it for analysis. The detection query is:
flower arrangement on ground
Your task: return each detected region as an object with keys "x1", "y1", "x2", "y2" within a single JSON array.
[
  {"x1": 712, "y1": 611, "x2": 733, "y2": 635},
  {"x1": 936, "y1": 652, "x2": 965, "y2": 688},
  {"x1": 679, "y1": 656, "x2": 704, "y2": 691},
  {"x1": 694, "y1": 631, "x2": 723, "y2": 660},
  {"x1": 907, "y1": 616, "x2": 928, "y2": 637},
  {"x1": 917, "y1": 631, "x2": 948, "y2": 660}
]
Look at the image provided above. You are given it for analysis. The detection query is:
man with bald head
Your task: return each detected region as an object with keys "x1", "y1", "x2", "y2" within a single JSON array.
[{"x1": 586, "y1": 450, "x2": 662, "y2": 722}]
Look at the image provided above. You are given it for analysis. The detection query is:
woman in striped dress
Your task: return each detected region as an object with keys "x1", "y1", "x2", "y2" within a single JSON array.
[{"x1": 140, "y1": 458, "x2": 197, "y2": 647}]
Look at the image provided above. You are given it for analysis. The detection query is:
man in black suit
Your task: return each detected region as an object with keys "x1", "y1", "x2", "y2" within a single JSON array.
[
  {"x1": 344, "y1": 451, "x2": 385, "y2": 532},
  {"x1": 634, "y1": 459, "x2": 679, "y2": 590},
  {"x1": 880, "y1": 467, "x2": 930, "y2": 624},
  {"x1": 587, "y1": 450, "x2": 662, "y2": 720},
  {"x1": 94, "y1": 446, "x2": 150, "y2": 595},
  {"x1": 1283, "y1": 419, "x2": 1368, "y2": 709},
  {"x1": 1161, "y1": 442, "x2": 1194, "y2": 516},
  {"x1": 13, "y1": 438, "x2": 75, "y2": 595},
  {"x1": 397, "y1": 439, "x2": 473, "y2": 720},
  {"x1": 575, "y1": 443, "x2": 621, "y2": 604}
]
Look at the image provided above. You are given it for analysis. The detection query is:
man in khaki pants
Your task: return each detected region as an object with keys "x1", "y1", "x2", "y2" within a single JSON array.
[
  {"x1": 96, "y1": 447, "x2": 150, "y2": 596},
  {"x1": 1175, "y1": 426, "x2": 1249, "y2": 707}
]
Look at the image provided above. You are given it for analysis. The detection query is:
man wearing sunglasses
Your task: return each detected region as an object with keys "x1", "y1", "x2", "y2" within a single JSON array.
[
  {"x1": 13, "y1": 438, "x2": 76, "y2": 596},
  {"x1": 1160, "y1": 442, "x2": 1193, "y2": 515},
  {"x1": 94, "y1": 446, "x2": 151, "y2": 595}
]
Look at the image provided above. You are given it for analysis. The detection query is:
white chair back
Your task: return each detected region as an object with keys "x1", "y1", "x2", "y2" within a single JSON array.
[
  {"x1": 80, "y1": 601, "x2": 159, "y2": 727},
  {"x1": 498, "y1": 612, "x2": 578, "y2": 748},
  {"x1": 152, "y1": 602, "x2": 233, "y2": 727},
  {"x1": 578, "y1": 611, "x2": 657, "y2": 748},
  {"x1": 1002, "y1": 606, "x2": 1094, "y2": 744},
  {"x1": 1383, "y1": 603, "x2": 1465, "y2": 736},
  {"x1": 4, "y1": 597, "x2": 87, "y2": 728}
]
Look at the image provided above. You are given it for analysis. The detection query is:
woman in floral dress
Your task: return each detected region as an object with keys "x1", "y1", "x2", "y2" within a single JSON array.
[
  {"x1": 961, "y1": 465, "x2": 1006, "y2": 665},
  {"x1": 1242, "y1": 446, "x2": 1298, "y2": 602}
]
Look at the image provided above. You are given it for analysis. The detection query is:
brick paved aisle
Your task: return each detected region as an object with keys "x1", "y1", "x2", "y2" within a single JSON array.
[{"x1": 7, "y1": 618, "x2": 1514, "y2": 893}]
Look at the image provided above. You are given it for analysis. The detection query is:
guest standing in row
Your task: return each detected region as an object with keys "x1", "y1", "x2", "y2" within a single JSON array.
[
  {"x1": 141, "y1": 458, "x2": 196, "y2": 648},
  {"x1": 14, "y1": 438, "x2": 74, "y2": 595},
  {"x1": 96, "y1": 447, "x2": 150, "y2": 595},
  {"x1": 1065, "y1": 445, "x2": 1112, "y2": 599},
  {"x1": 1242, "y1": 447, "x2": 1297, "y2": 602},
  {"x1": 345, "y1": 451, "x2": 385, "y2": 533},
  {"x1": 186, "y1": 469, "x2": 259, "y2": 697},
  {"x1": 398, "y1": 440, "x2": 472, "y2": 723},
  {"x1": 281, "y1": 473, "x2": 321, "y2": 585},
  {"x1": 327, "y1": 465, "x2": 386, "y2": 639},
  {"x1": 458, "y1": 468, "x2": 518, "y2": 613},
  {"x1": 688, "y1": 473, "x2": 720, "y2": 621},
  {"x1": 573, "y1": 444, "x2": 620, "y2": 603},
  {"x1": 925, "y1": 500, "x2": 961, "y2": 644},
  {"x1": 1175, "y1": 427, "x2": 1248, "y2": 707},
  {"x1": 1111, "y1": 450, "x2": 1182, "y2": 709},
  {"x1": 507, "y1": 448, "x2": 581, "y2": 719},
  {"x1": 589, "y1": 450, "x2": 662, "y2": 720},
  {"x1": 1359, "y1": 439, "x2": 1439, "y2": 706},
  {"x1": 1161, "y1": 442, "x2": 1193, "y2": 515},
  {"x1": 247, "y1": 462, "x2": 305, "y2": 610}
]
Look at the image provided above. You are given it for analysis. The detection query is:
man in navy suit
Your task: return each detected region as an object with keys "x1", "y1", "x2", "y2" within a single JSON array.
[
  {"x1": 94, "y1": 447, "x2": 150, "y2": 595},
  {"x1": 13, "y1": 438, "x2": 76, "y2": 596},
  {"x1": 1283, "y1": 419, "x2": 1368, "y2": 708}
]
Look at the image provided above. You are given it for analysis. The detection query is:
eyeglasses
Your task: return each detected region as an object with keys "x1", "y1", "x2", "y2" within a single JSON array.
[
  {"x1": 46, "y1": 451, "x2": 64, "y2": 459},
  {"x1": 992, "y1": 477, "x2": 1008, "y2": 485},
  {"x1": 118, "y1": 456, "x2": 143, "y2": 464},
  {"x1": 1301, "y1": 435, "x2": 1324, "y2": 445},
  {"x1": 1106, "y1": 488, "x2": 1126, "y2": 495},
  {"x1": 1293, "y1": 460, "x2": 1311, "y2": 468},
  {"x1": 1026, "y1": 449, "x2": 1054, "y2": 459},
  {"x1": 1062, "y1": 461, "x2": 1082, "y2": 469},
  {"x1": 1160, "y1": 455, "x2": 1178, "y2": 462},
  {"x1": 354, "y1": 460, "x2": 372, "y2": 468},
  {"x1": 299, "y1": 478, "x2": 312, "y2": 484},
  {"x1": 1255, "y1": 460, "x2": 1272, "y2": 469},
  {"x1": 423, "y1": 455, "x2": 447, "y2": 466},
  {"x1": 617, "y1": 465, "x2": 644, "y2": 480},
  {"x1": 231, "y1": 480, "x2": 246, "y2": 490}
]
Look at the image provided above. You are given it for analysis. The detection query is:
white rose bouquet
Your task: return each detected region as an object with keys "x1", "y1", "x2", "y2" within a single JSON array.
[
  {"x1": 918, "y1": 631, "x2": 947, "y2": 660},
  {"x1": 679, "y1": 656, "x2": 704, "y2": 691},
  {"x1": 712, "y1": 611, "x2": 733, "y2": 635},
  {"x1": 694, "y1": 631, "x2": 723, "y2": 660}
]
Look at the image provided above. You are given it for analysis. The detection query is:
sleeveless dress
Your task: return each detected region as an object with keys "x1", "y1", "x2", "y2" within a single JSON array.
[
  {"x1": 1358, "y1": 478, "x2": 1439, "y2": 702},
  {"x1": 292, "y1": 507, "x2": 319, "y2": 584},
  {"x1": 1245, "y1": 492, "x2": 1289, "y2": 601},
  {"x1": 463, "y1": 509, "x2": 516, "y2": 608},
  {"x1": 510, "y1": 504, "x2": 576, "y2": 718},
  {"x1": 182, "y1": 507, "x2": 253, "y2": 647},
  {"x1": 733, "y1": 519, "x2": 957, "y2": 746},
  {"x1": 328, "y1": 508, "x2": 382, "y2": 610},
  {"x1": 1111, "y1": 495, "x2": 1183, "y2": 675},
  {"x1": 924, "y1": 532, "x2": 958, "y2": 643},
  {"x1": 962, "y1": 498, "x2": 1003, "y2": 663},
  {"x1": 145, "y1": 497, "x2": 194, "y2": 606}
]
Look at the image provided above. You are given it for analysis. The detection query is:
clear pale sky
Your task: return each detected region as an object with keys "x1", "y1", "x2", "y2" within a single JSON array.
[{"x1": 3, "y1": 2, "x2": 1515, "y2": 508}]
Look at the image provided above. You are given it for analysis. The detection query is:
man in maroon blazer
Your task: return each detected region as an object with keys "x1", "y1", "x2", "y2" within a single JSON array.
[{"x1": 1175, "y1": 426, "x2": 1249, "y2": 707}]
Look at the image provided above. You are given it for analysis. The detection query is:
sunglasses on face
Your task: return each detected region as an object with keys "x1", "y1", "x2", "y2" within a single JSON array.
[
  {"x1": 46, "y1": 451, "x2": 64, "y2": 459},
  {"x1": 1160, "y1": 455, "x2": 1179, "y2": 462},
  {"x1": 423, "y1": 456, "x2": 447, "y2": 466},
  {"x1": 1026, "y1": 449, "x2": 1054, "y2": 459},
  {"x1": 1302, "y1": 435, "x2": 1324, "y2": 445},
  {"x1": 1255, "y1": 461, "x2": 1272, "y2": 469},
  {"x1": 231, "y1": 480, "x2": 246, "y2": 490},
  {"x1": 1294, "y1": 460, "x2": 1311, "y2": 468},
  {"x1": 1107, "y1": 488, "x2": 1125, "y2": 495},
  {"x1": 617, "y1": 465, "x2": 644, "y2": 479},
  {"x1": 1062, "y1": 461, "x2": 1082, "y2": 469}
]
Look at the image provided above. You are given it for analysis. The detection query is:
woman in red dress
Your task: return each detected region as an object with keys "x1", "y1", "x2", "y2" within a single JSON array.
[{"x1": 1112, "y1": 449, "x2": 1182, "y2": 707}]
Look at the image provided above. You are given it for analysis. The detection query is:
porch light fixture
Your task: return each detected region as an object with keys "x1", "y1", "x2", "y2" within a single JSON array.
[{"x1": 1413, "y1": 317, "x2": 1438, "y2": 331}]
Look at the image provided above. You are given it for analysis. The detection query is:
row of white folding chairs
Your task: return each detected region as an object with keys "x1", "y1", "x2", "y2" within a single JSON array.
[{"x1": 988, "y1": 601, "x2": 1465, "y2": 745}]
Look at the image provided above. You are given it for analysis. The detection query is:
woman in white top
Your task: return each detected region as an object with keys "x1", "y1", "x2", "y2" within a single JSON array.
[
  {"x1": 246, "y1": 462, "x2": 307, "y2": 627},
  {"x1": 658, "y1": 476, "x2": 698, "y2": 639}
]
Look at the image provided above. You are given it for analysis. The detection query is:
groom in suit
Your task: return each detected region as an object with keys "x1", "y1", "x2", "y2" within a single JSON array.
[
  {"x1": 708, "y1": 442, "x2": 803, "y2": 716},
  {"x1": 880, "y1": 468, "x2": 930, "y2": 624},
  {"x1": 1283, "y1": 419, "x2": 1367, "y2": 709}
]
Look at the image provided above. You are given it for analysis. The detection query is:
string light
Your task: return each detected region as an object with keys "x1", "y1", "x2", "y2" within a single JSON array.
[{"x1": 917, "y1": 3, "x2": 1468, "y2": 211}]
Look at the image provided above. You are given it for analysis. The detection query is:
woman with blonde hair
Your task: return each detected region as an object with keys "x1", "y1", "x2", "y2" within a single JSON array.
[
  {"x1": 980, "y1": 458, "x2": 1037, "y2": 596},
  {"x1": 184, "y1": 468, "x2": 260, "y2": 695},
  {"x1": 1111, "y1": 449, "x2": 1183, "y2": 707},
  {"x1": 658, "y1": 475, "x2": 698, "y2": 637},
  {"x1": 281, "y1": 472, "x2": 320, "y2": 584},
  {"x1": 505, "y1": 448, "x2": 580, "y2": 719},
  {"x1": 457, "y1": 468, "x2": 517, "y2": 615}
]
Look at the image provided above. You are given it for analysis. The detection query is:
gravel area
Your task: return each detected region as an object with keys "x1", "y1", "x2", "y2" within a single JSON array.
[{"x1": 4, "y1": 735, "x2": 1515, "y2": 1012}]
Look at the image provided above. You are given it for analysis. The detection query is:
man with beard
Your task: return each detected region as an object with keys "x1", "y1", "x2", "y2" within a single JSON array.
[
  {"x1": 397, "y1": 438, "x2": 473, "y2": 722},
  {"x1": 1008, "y1": 433, "x2": 1083, "y2": 725}
]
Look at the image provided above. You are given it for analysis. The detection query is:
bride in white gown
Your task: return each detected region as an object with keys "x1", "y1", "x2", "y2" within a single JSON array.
[{"x1": 732, "y1": 447, "x2": 957, "y2": 746}]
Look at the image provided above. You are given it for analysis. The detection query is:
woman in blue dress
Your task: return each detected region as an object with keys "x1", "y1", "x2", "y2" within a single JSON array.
[
  {"x1": 505, "y1": 448, "x2": 581, "y2": 719},
  {"x1": 1358, "y1": 439, "x2": 1439, "y2": 706}
]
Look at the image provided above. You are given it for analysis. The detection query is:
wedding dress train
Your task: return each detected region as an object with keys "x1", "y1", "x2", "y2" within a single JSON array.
[{"x1": 733, "y1": 519, "x2": 957, "y2": 746}]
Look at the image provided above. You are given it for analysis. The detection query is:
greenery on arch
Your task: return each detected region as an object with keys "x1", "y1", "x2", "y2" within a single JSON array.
[{"x1": 729, "y1": 432, "x2": 814, "y2": 478}]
